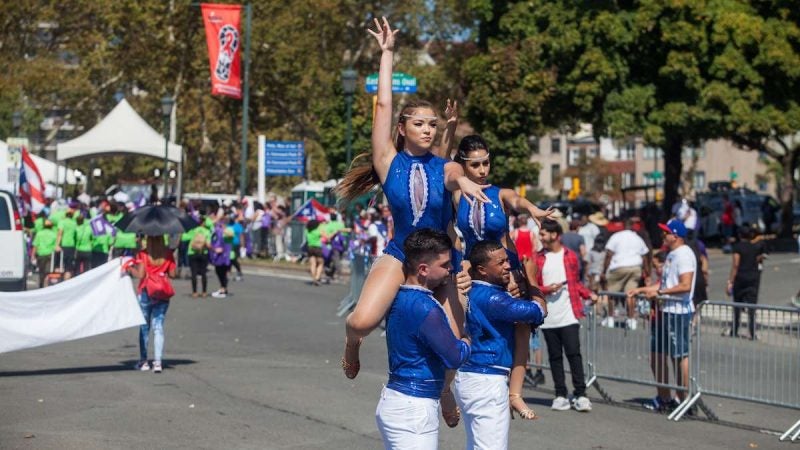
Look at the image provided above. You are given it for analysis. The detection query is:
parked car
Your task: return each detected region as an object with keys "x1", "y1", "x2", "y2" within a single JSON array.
[
  {"x1": 0, "y1": 190, "x2": 27, "y2": 291},
  {"x1": 695, "y1": 189, "x2": 780, "y2": 239},
  {"x1": 537, "y1": 199, "x2": 601, "y2": 218}
]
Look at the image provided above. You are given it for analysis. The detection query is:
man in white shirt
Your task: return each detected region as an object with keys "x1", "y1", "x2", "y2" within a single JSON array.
[
  {"x1": 628, "y1": 219, "x2": 696, "y2": 405},
  {"x1": 535, "y1": 220, "x2": 597, "y2": 412},
  {"x1": 601, "y1": 219, "x2": 651, "y2": 329},
  {"x1": 577, "y1": 214, "x2": 600, "y2": 253}
]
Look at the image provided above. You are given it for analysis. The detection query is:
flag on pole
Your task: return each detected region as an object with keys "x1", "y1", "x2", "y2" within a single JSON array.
[
  {"x1": 18, "y1": 146, "x2": 46, "y2": 215},
  {"x1": 290, "y1": 199, "x2": 330, "y2": 223},
  {"x1": 201, "y1": 3, "x2": 243, "y2": 99}
]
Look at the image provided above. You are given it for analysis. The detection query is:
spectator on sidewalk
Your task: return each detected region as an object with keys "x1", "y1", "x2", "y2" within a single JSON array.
[
  {"x1": 727, "y1": 226, "x2": 766, "y2": 339},
  {"x1": 534, "y1": 219, "x2": 598, "y2": 412},
  {"x1": 577, "y1": 213, "x2": 601, "y2": 258},
  {"x1": 629, "y1": 219, "x2": 696, "y2": 406},
  {"x1": 601, "y1": 218, "x2": 651, "y2": 329},
  {"x1": 561, "y1": 219, "x2": 587, "y2": 282}
]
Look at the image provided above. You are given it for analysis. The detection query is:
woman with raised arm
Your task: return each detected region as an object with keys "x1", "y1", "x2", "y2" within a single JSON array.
[
  {"x1": 337, "y1": 18, "x2": 489, "y2": 392},
  {"x1": 453, "y1": 134, "x2": 552, "y2": 420}
]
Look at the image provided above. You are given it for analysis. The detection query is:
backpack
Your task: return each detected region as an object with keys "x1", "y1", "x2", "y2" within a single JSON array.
[{"x1": 190, "y1": 230, "x2": 207, "y2": 252}]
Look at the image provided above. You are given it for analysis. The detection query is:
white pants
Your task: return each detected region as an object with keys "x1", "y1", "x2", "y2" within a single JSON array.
[
  {"x1": 454, "y1": 371, "x2": 510, "y2": 450},
  {"x1": 376, "y1": 386, "x2": 440, "y2": 450}
]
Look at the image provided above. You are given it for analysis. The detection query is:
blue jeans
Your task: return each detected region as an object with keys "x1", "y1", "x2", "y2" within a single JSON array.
[{"x1": 139, "y1": 291, "x2": 170, "y2": 362}]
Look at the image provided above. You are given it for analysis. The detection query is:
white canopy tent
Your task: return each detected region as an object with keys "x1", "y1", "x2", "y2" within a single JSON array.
[{"x1": 56, "y1": 98, "x2": 181, "y2": 163}]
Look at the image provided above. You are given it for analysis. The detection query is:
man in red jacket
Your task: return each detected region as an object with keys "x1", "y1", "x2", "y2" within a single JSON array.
[{"x1": 534, "y1": 219, "x2": 598, "y2": 412}]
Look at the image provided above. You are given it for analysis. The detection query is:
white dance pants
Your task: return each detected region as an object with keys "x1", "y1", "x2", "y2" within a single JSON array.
[
  {"x1": 375, "y1": 386, "x2": 440, "y2": 450},
  {"x1": 454, "y1": 371, "x2": 510, "y2": 450}
]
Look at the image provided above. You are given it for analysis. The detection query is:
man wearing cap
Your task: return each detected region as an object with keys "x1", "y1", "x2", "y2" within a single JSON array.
[{"x1": 628, "y1": 219, "x2": 696, "y2": 406}]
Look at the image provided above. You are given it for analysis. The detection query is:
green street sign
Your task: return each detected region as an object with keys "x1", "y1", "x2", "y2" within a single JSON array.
[
  {"x1": 730, "y1": 171, "x2": 738, "y2": 180},
  {"x1": 647, "y1": 171, "x2": 663, "y2": 180},
  {"x1": 365, "y1": 72, "x2": 418, "y2": 94}
]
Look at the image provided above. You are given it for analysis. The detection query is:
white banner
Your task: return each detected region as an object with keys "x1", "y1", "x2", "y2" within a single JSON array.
[{"x1": 0, "y1": 258, "x2": 145, "y2": 354}]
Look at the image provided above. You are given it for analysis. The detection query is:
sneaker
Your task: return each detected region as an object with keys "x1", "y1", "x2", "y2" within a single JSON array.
[
  {"x1": 135, "y1": 360, "x2": 151, "y2": 371},
  {"x1": 531, "y1": 370, "x2": 545, "y2": 386},
  {"x1": 211, "y1": 290, "x2": 227, "y2": 298},
  {"x1": 626, "y1": 318, "x2": 638, "y2": 331},
  {"x1": 152, "y1": 361, "x2": 162, "y2": 373},
  {"x1": 602, "y1": 317, "x2": 615, "y2": 328},
  {"x1": 523, "y1": 369, "x2": 537, "y2": 387},
  {"x1": 642, "y1": 396, "x2": 669, "y2": 412},
  {"x1": 572, "y1": 396, "x2": 592, "y2": 412},
  {"x1": 551, "y1": 396, "x2": 571, "y2": 411},
  {"x1": 234, "y1": 275, "x2": 243, "y2": 282}
]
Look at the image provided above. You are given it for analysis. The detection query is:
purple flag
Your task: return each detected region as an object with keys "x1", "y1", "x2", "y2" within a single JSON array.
[{"x1": 90, "y1": 214, "x2": 116, "y2": 237}]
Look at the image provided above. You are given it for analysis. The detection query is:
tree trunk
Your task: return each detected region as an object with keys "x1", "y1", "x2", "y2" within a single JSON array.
[
  {"x1": 778, "y1": 152, "x2": 797, "y2": 238},
  {"x1": 662, "y1": 135, "x2": 684, "y2": 217}
]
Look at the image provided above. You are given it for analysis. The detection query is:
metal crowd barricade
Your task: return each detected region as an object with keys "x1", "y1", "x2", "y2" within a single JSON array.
[
  {"x1": 587, "y1": 291, "x2": 699, "y2": 414},
  {"x1": 336, "y1": 250, "x2": 375, "y2": 317},
  {"x1": 677, "y1": 301, "x2": 800, "y2": 441}
]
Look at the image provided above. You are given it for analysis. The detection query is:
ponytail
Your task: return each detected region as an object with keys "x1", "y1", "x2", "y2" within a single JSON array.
[{"x1": 335, "y1": 153, "x2": 380, "y2": 203}]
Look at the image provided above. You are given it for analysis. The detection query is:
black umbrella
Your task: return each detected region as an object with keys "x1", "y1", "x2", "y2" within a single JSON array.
[{"x1": 115, "y1": 205, "x2": 199, "y2": 235}]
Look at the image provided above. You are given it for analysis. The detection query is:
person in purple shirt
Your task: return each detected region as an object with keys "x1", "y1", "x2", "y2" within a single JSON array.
[{"x1": 377, "y1": 228, "x2": 471, "y2": 449}]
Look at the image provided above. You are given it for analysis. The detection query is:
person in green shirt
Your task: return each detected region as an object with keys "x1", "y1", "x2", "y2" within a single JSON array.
[
  {"x1": 110, "y1": 207, "x2": 139, "y2": 257},
  {"x1": 33, "y1": 220, "x2": 58, "y2": 287},
  {"x1": 304, "y1": 219, "x2": 324, "y2": 286},
  {"x1": 74, "y1": 215, "x2": 94, "y2": 275},
  {"x1": 55, "y1": 205, "x2": 79, "y2": 274},
  {"x1": 321, "y1": 212, "x2": 350, "y2": 283},
  {"x1": 187, "y1": 215, "x2": 212, "y2": 297},
  {"x1": 92, "y1": 203, "x2": 114, "y2": 268}
]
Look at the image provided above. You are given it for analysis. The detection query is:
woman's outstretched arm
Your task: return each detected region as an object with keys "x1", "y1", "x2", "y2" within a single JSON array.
[{"x1": 368, "y1": 17, "x2": 399, "y2": 183}]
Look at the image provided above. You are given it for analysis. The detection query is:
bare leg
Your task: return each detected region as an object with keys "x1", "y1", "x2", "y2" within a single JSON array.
[
  {"x1": 674, "y1": 357, "x2": 690, "y2": 401},
  {"x1": 441, "y1": 370, "x2": 460, "y2": 427},
  {"x1": 651, "y1": 352, "x2": 671, "y2": 401},
  {"x1": 509, "y1": 323, "x2": 537, "y2": 420},
  {"x1": 342, "y1": 255, "x2": 404, "y2": 379},
  {"x1": 313, "y1": 256, "x2": 324, "y2": 282},
  {"x1": 434, "y1": 274, "x2": 467, "y2": 425}
]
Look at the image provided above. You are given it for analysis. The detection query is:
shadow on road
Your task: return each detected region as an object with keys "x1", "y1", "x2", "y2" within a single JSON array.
[{"x1": 0, "y1": 359, "x2": 197, "y2": 377}]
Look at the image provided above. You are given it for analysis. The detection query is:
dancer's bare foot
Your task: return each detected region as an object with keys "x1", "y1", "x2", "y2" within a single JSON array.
[{"x1": 341, "y1": 337, "x2": 362, "y2": 379}]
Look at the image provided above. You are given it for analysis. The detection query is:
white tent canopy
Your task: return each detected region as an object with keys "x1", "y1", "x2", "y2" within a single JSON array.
[{"x1": 56, "y1": 98, "x2": 181, "y2": 163}]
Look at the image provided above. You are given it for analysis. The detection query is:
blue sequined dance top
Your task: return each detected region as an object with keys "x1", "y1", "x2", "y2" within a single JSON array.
[
  {"x1": 460, "y1": 280, "x2": 544, "y2": 376},
  {"x1": 383, "y1": 151, "x2": 452, "y2": 262},
  {"x1": 457, "y1": 185, "x2": 520, "y2": 269},
  {"x1": 385, "y1": 285, "x2": 471, "y2": 399}
]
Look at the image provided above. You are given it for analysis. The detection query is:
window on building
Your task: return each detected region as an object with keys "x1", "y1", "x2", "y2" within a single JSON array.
[
  {"x1": 643, "y1": 147, "x2": 663, "y2": 160},
  {"x1": 604, "y1": 175, "x2": 615, "y2": 191},
  {"x1": 551, "y1": 138, "x2": 561, "y2": 154},
  {"x1": 693, "y1": 171, "x2": 706, "y2": 191},
  {"x1": 529, "y1": 135, "x2": 540, "y2": 154},
  {"x1": 568, "y1": 148, "x2": 580, "y2": 166},
  {"x1": 622, "y1": 172, "x2": 635, "y2": 188},
  {"x1": 588, "y1": 147, "x2": 598, "y2": 158},
  {"x1": 551, "y1": 164, "x2": 560, "y2": 188},
  {"x1": 683, "y1": 145, "x2": 706, "y2": 160}
]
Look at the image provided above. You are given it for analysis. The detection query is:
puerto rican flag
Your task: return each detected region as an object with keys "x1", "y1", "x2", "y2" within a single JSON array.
[
  {"x1": 290, "y1": 198, "x2": 330, "y2": 223},
  {"x1": 18, "y1": 146, "x2": 46, "y2": 215}
]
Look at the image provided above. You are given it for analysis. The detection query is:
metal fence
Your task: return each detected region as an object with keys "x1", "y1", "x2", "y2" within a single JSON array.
[
  {"x1": 336, "y1": 251, "x2": 375, "y2": 317},
  {"x1": 528, "y1": 291, "x2": 800, "y2": 441},
  {"x1": 680, "y1": 300, "x2": 800, "y2": 441}
]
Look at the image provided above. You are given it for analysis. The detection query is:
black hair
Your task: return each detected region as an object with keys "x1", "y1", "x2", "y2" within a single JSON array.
[
  {"x1": 738, "y1": 225, "x2": 754, "y2": 240},
  {"x1": 455, "y1": 135, "x2": 489, "y2": 164},
  {"x1": 654, "y1": 250, "x2": 667, "y2": 263},
  {"x1": 467, "y1": 240, "x2": 504, "y2": 269},
  {"x1": 306, "y1": 219, "x2": 320, "y2": 231},
  {"x1": 541, "y1": 218, "x2": 563, "y2": 235},
  {"x1": 330, "y1": 212, "x2": 338, "y2": 221},
  {"x1": 402, "y1": 228, "x2": 453, "y2": 276}
]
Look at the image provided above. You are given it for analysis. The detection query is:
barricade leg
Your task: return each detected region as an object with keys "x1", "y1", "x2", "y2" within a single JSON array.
[{"x1": 780, "y1": 418, "x2": 800, "y2": 442}]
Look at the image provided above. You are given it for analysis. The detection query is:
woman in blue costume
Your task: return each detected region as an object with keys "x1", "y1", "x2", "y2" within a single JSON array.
[
  {"x1": 336, "y1": 17, "x2": 489, "y2": 390},
  {"x1": 453, "y1": 134, "x2": 552, "y2": 420}
]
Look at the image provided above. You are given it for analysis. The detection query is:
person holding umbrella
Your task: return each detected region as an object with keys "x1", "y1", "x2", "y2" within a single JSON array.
[{"x1": 117, "y1": 204, "x2": 198, "y2": 372}]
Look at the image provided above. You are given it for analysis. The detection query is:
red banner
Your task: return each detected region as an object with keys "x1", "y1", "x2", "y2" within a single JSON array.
[{"x1": 201, "y1": 3, "x2": 243, "y2": 99}]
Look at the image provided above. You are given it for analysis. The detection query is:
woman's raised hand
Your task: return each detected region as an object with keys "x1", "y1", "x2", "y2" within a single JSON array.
[
  {"x1": 367, "y1": 16, "x2": 398, "y2": 52},
  {"x1": 444, "y1": 99, "x2": 458, "y2": 123}
]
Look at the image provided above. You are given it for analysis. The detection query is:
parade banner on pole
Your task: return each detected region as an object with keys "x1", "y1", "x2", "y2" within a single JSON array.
[{"x1": 201, "y1": 3, "x2": 243, "y2": 99}]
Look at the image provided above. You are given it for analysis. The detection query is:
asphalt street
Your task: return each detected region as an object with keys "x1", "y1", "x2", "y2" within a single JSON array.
[{"x1": 1, "y1": 265, "x2": 797, "y2": 449}]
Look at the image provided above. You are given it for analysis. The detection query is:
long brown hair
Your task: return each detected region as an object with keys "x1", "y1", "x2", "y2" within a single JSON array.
[{"x1": 335, "y1": 100, "x2": 435, "y2": 202}]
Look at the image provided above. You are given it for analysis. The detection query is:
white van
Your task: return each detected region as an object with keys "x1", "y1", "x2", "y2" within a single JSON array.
[{"x1": 0, "y1": 190, "x2": 27, "y2": 291}]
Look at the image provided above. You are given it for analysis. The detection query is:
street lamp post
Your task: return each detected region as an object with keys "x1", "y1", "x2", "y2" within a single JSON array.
[
  {"x1": 12, "y1": 111, "x2": 22, "y2": 135},
  {"x1": 160, "y1": 96, "x2": 174, "y2": 202},
  {"x1": 341, "y1": 68, "x2": 357, "y2": 174}
]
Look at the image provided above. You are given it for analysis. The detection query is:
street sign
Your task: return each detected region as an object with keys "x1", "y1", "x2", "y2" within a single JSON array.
[
  {"x1": 365, "y1": 72, "x2": 417, "y2": 94},
  {"x1": 646, "y1": 171, "x2": 663, "y2": 180},
  {"x1": 264, "y1": 140, "x2": 304, "y2": 177}
]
